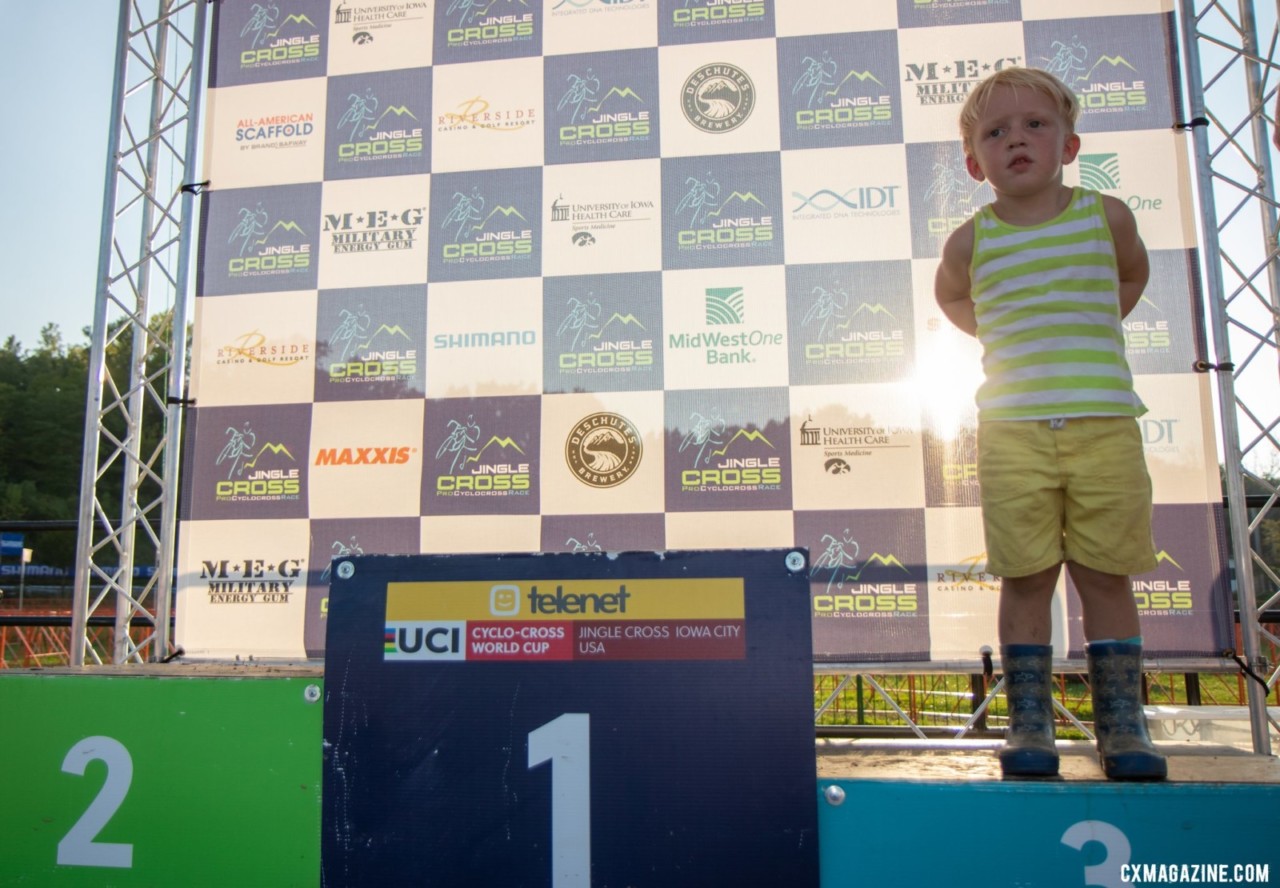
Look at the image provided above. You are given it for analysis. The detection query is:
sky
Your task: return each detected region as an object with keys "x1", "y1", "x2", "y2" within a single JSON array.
[{"x1": 0, "y1": 4, "x2": 120, "y2": 350}]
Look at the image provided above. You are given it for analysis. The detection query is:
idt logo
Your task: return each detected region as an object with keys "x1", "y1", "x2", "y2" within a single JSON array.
[{"x1": 384, "y1": 621, "x2": 465, "y2": 661}]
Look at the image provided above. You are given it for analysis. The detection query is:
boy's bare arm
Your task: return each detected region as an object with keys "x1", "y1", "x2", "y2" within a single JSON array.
[
  {"x1": 1102, "y1": 195, "x2": 1150, "y2": 318},
  {"x1": 934, "y1": 220, "x2": 977, "y2": 336}
]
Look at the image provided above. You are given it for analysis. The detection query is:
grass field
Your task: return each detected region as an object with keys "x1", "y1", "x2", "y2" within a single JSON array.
[{"x1": 814, "y1": 670, "x2": 1275, "y2": 738}]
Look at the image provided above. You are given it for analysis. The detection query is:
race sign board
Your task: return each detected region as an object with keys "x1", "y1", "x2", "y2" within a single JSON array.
[{"x1": 321, "y1": 548, "x2": 819, "y2": 887}]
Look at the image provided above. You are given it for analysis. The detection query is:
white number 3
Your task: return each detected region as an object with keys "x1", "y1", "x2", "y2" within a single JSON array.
[{"x1": 1061, "y1": 819, "x2": 1132, "y2": 888}]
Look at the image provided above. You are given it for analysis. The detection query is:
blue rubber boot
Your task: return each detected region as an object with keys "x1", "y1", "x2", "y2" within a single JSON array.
[
  {"x1": 1086, "y1": 641, "x2": 1168, "y2": 781},
  {"x1": 998, "y1": 644, "x2": 1060, "y2": 778}
]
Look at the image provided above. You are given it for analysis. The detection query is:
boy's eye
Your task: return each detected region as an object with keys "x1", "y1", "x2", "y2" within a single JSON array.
[
  {"x1": 988, "y1": 127, "x2": 1003, "y2": 138},
  {"x1": 1028, "y1": 120, "x2": 1043, "y2": 128}
]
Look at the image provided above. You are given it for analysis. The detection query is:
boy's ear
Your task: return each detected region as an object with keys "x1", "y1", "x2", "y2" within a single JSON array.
[
  {"x1": 965, "y1": 153, "x2": 986, "y2": 182},
  {"x1": 1062, "y1": 132, "x2": 1082, "y2": 165}
]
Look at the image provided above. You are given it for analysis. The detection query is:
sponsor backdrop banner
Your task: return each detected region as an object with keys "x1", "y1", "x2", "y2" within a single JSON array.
[{"x1": 179, "y1": 0, "x2": 1231, "y2": 662}]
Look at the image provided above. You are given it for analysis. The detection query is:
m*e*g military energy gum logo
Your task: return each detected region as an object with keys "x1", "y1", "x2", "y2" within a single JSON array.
[{"x1": 565, "y1": 412, "x2": 643, "y2": 488}]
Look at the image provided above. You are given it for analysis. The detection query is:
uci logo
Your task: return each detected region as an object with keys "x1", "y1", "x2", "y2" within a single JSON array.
[{"x1": 384, "y1": 622, "x2": 465, "y2": 661}]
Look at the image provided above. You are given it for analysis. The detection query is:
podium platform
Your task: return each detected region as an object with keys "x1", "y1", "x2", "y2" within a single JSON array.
[
  {"x1": 816, "y1": 738, "x2": 1277, "y2": 887},
  {"x1": 1, "y1": 668, "x2": 1275, "y2": 887}
]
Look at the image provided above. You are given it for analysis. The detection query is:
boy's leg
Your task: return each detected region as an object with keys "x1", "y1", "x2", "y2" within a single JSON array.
[
  {"x1": 1067, "y1": 562, "x2": 1166, "y2": 780},
  {"x1": 999, "y1": 565, "x2": 1060, "y2": 645},
  {"x1": 997, "y1": 565, "x2": 1061, "y2": 778},
  {"x1": 1065, "y1": 561, "x2": 1140, "y2": 641}
]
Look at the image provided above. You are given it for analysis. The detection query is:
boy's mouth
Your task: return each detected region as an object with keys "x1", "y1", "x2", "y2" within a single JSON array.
[{"x1": 1008, "y1": 154, "x2": 1033, "y2": 170}]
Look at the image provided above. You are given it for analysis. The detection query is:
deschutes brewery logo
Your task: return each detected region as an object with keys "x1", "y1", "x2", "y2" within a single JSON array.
[
  {"x1": 681, "y1": 63, "x2": 755, "y2": 133},
  {"x1": 566, "y1": 412, "x2": 643, "y2": 487}
]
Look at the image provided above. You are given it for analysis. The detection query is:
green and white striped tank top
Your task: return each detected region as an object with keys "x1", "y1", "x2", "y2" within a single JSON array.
[{"x1": 970, "y1": 187, "x2": 1144, "y2": 422}]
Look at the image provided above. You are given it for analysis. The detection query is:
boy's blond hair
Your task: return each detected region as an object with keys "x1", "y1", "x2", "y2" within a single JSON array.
[{"x1": 959, "y1": 67, "x2": 1080, "y2": 155}]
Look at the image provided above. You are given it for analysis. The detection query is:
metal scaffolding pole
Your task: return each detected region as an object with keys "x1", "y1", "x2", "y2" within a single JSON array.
[
  {"x1": 71, "y1": 0, "x2": 207, "y2": 665},
  {"x1": 1179, "y1": 0, "x2": 1280, "y2": 754}
]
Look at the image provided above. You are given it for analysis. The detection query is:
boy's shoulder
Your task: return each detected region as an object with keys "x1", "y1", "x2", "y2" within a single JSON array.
[{"x1": 939, "y1": 216, "x2": 976, "y2": 268}]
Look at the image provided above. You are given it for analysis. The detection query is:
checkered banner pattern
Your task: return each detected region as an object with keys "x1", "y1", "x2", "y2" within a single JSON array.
[{"x1": 177, "y1": 0, "x2": 1232, "y2": 662}]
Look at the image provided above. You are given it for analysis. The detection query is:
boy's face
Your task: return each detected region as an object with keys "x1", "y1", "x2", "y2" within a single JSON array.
[{"x1": 964, "y1": 84, "x2": 1080, "y2": 197}]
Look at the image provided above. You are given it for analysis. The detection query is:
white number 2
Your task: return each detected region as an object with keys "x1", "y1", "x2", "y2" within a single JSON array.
[
  {"x1": 1061, "y1": 820, "x2": 1132, "y2": 888},
  {"x1": 528, "y1": 714, "x2": 591, "y2": 888},
  {"x1": 57, "y1": 736, "x2": 134, "y2": 869}
]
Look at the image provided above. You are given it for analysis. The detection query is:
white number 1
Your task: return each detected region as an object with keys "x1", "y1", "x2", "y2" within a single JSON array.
[{"x1": 528, "y1": 714, "x2": 591, "y2": 888}]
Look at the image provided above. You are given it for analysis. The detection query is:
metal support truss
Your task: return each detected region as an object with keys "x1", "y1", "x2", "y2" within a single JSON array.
[
  {"x1": 71, "y1": 0, "x2": 207, "y2": 665},
  {"x1": 1178, "y1": 0, "x2": 1280, "y2": 754}
]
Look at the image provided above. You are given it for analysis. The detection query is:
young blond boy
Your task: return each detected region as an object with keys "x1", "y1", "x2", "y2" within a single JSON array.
[{"x1": 934, "y1": 67, "x2": 1166, "y2": 780}]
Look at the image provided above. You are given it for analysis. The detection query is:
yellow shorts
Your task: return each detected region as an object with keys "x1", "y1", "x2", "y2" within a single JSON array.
[{"x1": 977, "y1": 417, "x2": 1157, "y2": 579}]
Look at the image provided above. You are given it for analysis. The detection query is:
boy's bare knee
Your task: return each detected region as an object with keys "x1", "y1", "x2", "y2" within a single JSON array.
[
  {"x1": 1066, "y1": 561, "x2": 1130, "y2": 598},
  {"x1": 1002, "y1": 564, "x2": 1061, "y2": 599}
]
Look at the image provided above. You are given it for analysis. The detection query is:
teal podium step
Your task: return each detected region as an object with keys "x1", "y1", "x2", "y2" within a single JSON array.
[{"x1": 817, "y1": 739, "x2": 1278, "y2": 888}]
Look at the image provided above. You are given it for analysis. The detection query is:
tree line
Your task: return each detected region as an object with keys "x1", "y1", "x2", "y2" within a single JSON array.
[{"x1": 0, "y1": 319, "x2": 175, "y2": 575}]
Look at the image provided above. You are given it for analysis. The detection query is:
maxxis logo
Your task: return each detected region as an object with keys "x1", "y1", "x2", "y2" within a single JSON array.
[{"x1": 565, "y1": 412, "x2": 643, "y2": 488}]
